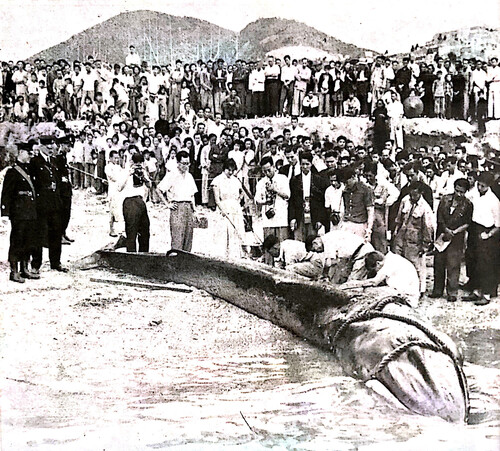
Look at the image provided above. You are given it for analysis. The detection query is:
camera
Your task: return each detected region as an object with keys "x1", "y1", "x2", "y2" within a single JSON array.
[
  {"x1": 132, "y1": 164, "x2": 145, "y2": 187},
  {"x1": 330, "y1": 211, "x2": 341, "y2": 226},
  {"x1": 265, "y1": 207, "x2": 276, "y2": 219}
]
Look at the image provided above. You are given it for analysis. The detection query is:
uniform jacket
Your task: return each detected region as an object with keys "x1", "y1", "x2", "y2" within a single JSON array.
[
  {"x1": 1, "y1": 163, "x2": 37, "y2": 221},
  {"x1": 53, "y1": 153, "x2": 73, "y2": 198},
  {"x1": 29, "y1": 154, "x2": 62, "y2": 212}
]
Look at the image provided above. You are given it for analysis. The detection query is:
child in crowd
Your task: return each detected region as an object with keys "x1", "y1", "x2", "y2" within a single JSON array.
[
  {"x1": 444, "y1": 74, "x2": 454, "y2": 119},
  {"x1": 432, "y1": 70, "x2": 445, "y2": 118}
]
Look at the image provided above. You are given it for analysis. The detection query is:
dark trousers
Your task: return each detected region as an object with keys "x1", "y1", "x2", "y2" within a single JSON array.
[
  {"x1": 265, "y1": 80, "x2": 280, "y2": 115},
  {"x1": 252, "y1": 92, "x2": 264, "y2": 117},
  {"x1": 280, "y1": 84, "x2": 294, "y2": 115},
  {"x1": 73, "y1": 162, "x2": 84, "y2": 188},
  {"x1": 95, "y1": 152, "x2": 106, "y2": 194},
  {"x1": 85, "y1": 162, "x2": 96, "y2": 189},
  {"x1": 32, "y1": 210, "x2": 63, "y2": 269},
  {"x1": 371, "y1": 208, "x2": 387, "y2": 254},
  {"x1": 233, "y1": 82, "x2": 247, "y2": 116},
  {"x1": 123, "y1": 196, "x2": 150, "y2": 252},
  {"x1": 9, "y1": 219, "x2": 36, "y2": 263},
  {"x1": 61, "y1": 196, "x2": 72, "y2": 236},
  {"x1": 433, "y1": 234, "x2": 464, "y2": 296},
  {"x1": 294, "y1": 221, "x2": 315, "y2": 242},
  {"x1": 466, "y1": 222, "x2": 499, "y2": 296}
]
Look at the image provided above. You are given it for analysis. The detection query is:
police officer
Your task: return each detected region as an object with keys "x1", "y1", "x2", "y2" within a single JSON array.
[
  {"x1": 29, "y1": 136, "x2": 67, "y2": 273},
  {"x1": 1, "y1": 143, "x2": 39, "y2": 282},
  {"x1": 54, "y1": 135, "x2": 74, "y2": 244}
]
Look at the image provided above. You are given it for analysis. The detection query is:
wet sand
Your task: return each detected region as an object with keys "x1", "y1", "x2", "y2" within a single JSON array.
[{"x1": 0, "y1": 191, "x2": 498, "y2": 450}]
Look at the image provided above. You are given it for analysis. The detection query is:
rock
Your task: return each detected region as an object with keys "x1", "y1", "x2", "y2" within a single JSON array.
[{"x1": 403, "y1": 96, "x2": 424, "y2": 118}]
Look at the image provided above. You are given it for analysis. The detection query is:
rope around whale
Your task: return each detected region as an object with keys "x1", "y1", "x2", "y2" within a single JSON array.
[{"x1": 326, "y1": 296, "x2": 470, "y2": 421}]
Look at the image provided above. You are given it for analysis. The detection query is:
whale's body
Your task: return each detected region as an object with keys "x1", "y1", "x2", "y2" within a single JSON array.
[{"x1": 96, "y1": 249, "x2": 469, "y2": 423}]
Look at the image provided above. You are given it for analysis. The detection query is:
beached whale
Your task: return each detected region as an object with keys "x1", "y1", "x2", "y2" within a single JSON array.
[{"x1": 94, "y1": 249, "x2": 469, "y2": 423}]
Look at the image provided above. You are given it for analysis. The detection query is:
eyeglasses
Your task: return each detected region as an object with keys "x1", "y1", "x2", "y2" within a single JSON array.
[{"x1": 178, "y1": 161, "x2": 190, "y2": 166}]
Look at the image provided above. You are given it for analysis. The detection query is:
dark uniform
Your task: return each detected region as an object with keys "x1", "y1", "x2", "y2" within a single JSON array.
[
  {"x1": 395, "y1": 63, "x2": 412, "y2": 101},
  {"x1": 1, "y1": 160, "x2": 38, "y2": 280},
  {"x1": 53, "y1": 146, "x2": 73, "y2": 239},
  {"x1": 29, "y1": 150, "x2": 65, "y2": 271}
]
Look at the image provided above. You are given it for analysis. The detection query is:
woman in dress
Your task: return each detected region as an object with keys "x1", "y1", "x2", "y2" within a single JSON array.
[
  {"x1": 211, "y1": 158, "x2": 245, "y2": 259},
  {"x1": 371, "y1": 99, "x2": 389, "y2": 152}
]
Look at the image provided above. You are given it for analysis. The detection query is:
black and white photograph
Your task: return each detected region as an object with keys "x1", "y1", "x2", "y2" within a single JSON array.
[{"x1": 0, "y1": 0, "x2": 499, "y2": 449}]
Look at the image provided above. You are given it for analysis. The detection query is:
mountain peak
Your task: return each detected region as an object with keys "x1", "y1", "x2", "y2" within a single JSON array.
[{"x1": 31, "y1": 10, "x2": 373, "y2": 63}]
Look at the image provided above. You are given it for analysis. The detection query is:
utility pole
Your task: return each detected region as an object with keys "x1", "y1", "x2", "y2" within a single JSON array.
[{"x1": 169, "y1": 15, "x2": 173, "y2": 64}]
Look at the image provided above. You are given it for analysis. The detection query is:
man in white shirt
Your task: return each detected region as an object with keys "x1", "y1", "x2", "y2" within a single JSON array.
[
  {"x1": 160, "y1": 150, "x2": 198, "y2": 252},
  {"x1": 279, "y1": 145, "x2": 301, "y2": 180},
  {"x1": 437, "y1": 156, "x2": 466, "y2": 198},
  {"x1": 262, "y1": 235, "x2": 323, "y2": 279},
  {"x1": 13, "y1": 96, "x2": 29, "y2": 122},
  {"x1": 288, "y1": 116, "x2": 306, "y2": 138},
  {"x1": 340, "y1": 250, "x2": 420, "y2": 308},
  {"x1": 280, "y1": 55, "x2": 296, "y2": 116},
  {"x1": 255, "y1": 156, "x2": 290, "y2": 248},
  {"x1": 249, "y1": 62, "x2": 265, "y2": 117},
  {"x1": 105, "y1": 150, "x2": 126, "y2": 237},
  {"x1": 125, "y1": 45, "x2": 141, "y2": 67},
  {"x1": 370, "y1": 56, "x2": 386, "y2": 111},
  {"x1": 148, "y1": 65, "x2": 163, "y2": 96},
  {"x1": 69, "y1": 134, "x2": 85, "y2": 189},
  {"x1": 81, "y1": 63, "x2": 97, "y2": 101},
  {"x1": 487, "y1": 57, "x2": 500, "y2": 119},
  {"x1": 470, "y1": 60, "x2": 487, "y2": 121},
  {"x1": 464, "y1": 171, "x2": 500, "y2": 305},
  {"x1": 264, "y1": 55, "x2": 281, "y2": 116},
  {"x1": 309, "y1": 230, "x2": 375, "y2": 282},
  {"x1": 292, "y1": 59, "x2": 311, "y2": 116},
  {"x1": 117, "y1": 151, "x2": 151, "y2": 252}
]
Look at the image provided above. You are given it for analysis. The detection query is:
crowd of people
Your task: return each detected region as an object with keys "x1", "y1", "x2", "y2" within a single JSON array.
[
  {"x1": 1, "y1": 47, "x2": 500, "y2": 130},
  {"x1": 0, "y1": 47, "x2": 499, "y2": 308}
]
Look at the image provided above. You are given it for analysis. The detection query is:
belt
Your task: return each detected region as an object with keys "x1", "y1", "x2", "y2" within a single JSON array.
[{"x1": 174, "y1": 200, "x2": 192, "y2": 203}]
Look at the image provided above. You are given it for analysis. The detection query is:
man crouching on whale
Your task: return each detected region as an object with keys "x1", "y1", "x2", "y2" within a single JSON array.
[
  {"x1": 340, "y1": 250, "x2": 420, "y2": 307},
  {"x1": 262, "y1": 235, "x2": 323, "y2": 279},
  {"x1": 306, "y1": 230, "x2": 375, "y2": 283}
]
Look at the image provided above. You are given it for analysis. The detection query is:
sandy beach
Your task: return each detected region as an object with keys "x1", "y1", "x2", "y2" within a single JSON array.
[{"x1": 0, "y1": 189, "x2": 498, "y2": 450}]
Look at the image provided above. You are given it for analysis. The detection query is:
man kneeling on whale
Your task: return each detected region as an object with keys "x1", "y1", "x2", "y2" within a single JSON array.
[
  {"x1": 339, "y1": 250, "x2": 420, "y2": 307},
  {"x1": 262, "y1": 235, "x2": 323, "y2": 279},
  {"x1": 306, "y1": 230, "x2": 375, "y2": 282}
]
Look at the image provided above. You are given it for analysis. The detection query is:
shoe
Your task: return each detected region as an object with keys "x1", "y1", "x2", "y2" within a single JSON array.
[
  {"x1": 61, "y1": 237, "x2": 72, "y2": 245},
  {"x1": 63, "y1": 235, "x2": 75, "y2": 242},
  {"x1": 459, "y1": 282, "x2": 471, "y2": 291},
  {"x1": 428, "y1": 292, "x2": 443, "y2": 299},
  {"x1": 21, "y1": 262, "x2": 41, "y2": 280},
  {"x1": 447, "y1": 295, "x2": 457, "y2": 302},
  {"x1": 10, "y1": 272, "x2": 25, "y2": 283},
  {"x1": 31, "y1": 268, "x2": 40, "y2": 275},
  {"x1": 109, "y1": 232, "x2": 118, "y2": 237},
  {"x1": 474, "y1": 296, "x2": 491, "y2": 306},
  {"x1": 51, "y1": 265, "x2": 69, "y2": 273},
  {"x1": 462, "y1": 292, "x2": 480, "y2": 302}
]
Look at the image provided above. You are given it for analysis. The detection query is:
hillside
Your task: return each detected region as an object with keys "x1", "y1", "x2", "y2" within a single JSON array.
[
  {"x1": 31, "y1": 10, "x2": 237, "y2": 64},
  {"x1": 31, "y1": 11, "x2": 373, "y2": 64},
  {"x1": 397, "y1": 26, "x2": 500, "y2": 62},
  {"x1": 238, "y1": 18, "x2": 372, "y2": 60}
]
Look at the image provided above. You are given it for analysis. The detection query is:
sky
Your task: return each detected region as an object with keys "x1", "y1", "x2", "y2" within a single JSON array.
[{"x1": 0, "y1": 0, "x2": 499, "y2": 60}]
